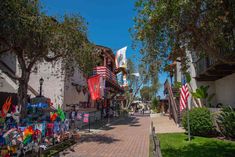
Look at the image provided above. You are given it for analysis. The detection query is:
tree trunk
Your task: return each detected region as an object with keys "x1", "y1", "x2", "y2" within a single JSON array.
[
  {"x1": 18, "y1": 71, "x2": 30, "y2": 118},
  {"x1": 126, "y1": 77, "x2": 147, "y2": 109}
]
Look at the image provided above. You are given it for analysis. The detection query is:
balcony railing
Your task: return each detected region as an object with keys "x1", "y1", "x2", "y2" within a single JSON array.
[
  {"x1": 196, "y1": 47, "x2": 235, "y2": 76},
  {"x1": 93, "y1": 66, "x2": 117, "y2": 83},
  {"x1": 196, "y1": 57, "x2": 216, "y2": 76},
  {"x1": 195, "y1": 51, "x2": 235, "y2": 81}
]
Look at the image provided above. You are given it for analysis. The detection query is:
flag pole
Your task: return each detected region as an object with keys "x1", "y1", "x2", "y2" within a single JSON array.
[{"x1": 186, "y1": 86, "x2": 191, "y2": 141}]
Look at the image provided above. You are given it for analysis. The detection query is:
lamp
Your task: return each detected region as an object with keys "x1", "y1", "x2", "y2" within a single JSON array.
[{"x1": 39, "y1": 77, "x2": 44, "y2": 96}]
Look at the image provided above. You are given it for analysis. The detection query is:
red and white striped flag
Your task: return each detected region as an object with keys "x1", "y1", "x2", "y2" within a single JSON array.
[{"x1": 180, "y1": 83, "x2": 189, "y2": 111}]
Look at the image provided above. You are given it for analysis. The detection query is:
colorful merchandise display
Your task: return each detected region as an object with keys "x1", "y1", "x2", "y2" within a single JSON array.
[{"x1": 0, "y1": 96, "x2": 75, "y2": 157}]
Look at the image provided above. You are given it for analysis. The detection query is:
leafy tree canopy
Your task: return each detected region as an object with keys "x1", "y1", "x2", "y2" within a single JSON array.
[
  {"x1": 0, "y1": 0, "x2": 94, "y2": 75},
  {"x1": 132, "y1": 0, "x2": 235, "y2": 70},
  {"x1": 0, "y1": 0, "x2": 95, "y2": 116},
  {"x1": 140, "y1": 86, "x2": 155, "y2": 101}
]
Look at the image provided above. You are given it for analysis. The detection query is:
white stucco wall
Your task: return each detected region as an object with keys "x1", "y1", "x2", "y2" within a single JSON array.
[
  {"x1": 28, "y1": 60, "x2": 65, "y2": 109},
  {"x1": 183, "y1": 51, "x2": 217, "y2": 107},
  {"x1": 0, "y1": 53, "x2": 88, "y2": 109},
  {"x1": 28, "y1": 60, "x2": 88, "y2": 110},
  {"x1": 63, "y1": 68, "x2": 88, "y2": 110},
  {"x1": 197, "y1": 81, "x2": 217, "y2": 106},
  {"x1": 175, "y1": 59, "x2": 182, "y2": 83},
  {"x1": 215, "y1": 73, "x2": 235, "y2": 107},
  {"x1": 185, "y1": 51, "x2": 235, "y2": 107}
]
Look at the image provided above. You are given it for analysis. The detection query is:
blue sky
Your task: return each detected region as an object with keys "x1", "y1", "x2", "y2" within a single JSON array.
[{"x1": 41, "y1": 0, "x2": 167, "y2": 98}]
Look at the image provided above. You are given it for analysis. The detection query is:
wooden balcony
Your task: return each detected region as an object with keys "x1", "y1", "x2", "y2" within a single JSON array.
[
  {"x1": 93, "y1": 66, "x2": 123, "y2": 92},
  {"x1": 195, "y1": 56, "x2": 235, "y2": 81},
  {"x1": 93, "y1": 66, "x2": 117, "y2": 83}
]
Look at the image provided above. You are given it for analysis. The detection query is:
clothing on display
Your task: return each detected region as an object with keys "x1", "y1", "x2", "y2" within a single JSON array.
[
  {"x1": 53, "y1": 121, "x2": 60, "y2": 134},
  {"x1": 76, "y1": 112, "x2": 83, "y2": 120}
]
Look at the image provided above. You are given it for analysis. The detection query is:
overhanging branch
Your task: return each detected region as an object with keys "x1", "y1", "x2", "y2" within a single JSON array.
[
  {"x1": 44, "y1": 54, "x2": 63, "y2": 62},
  {"x1": 0, "y1": 37, "x2": 10, "y2": 47},
  {"x1": 27, "y1": 56, "x2": 39, "y2": 72},
  {"x1": 0, "y1": 48, "x2": 11, "y2": 54}
]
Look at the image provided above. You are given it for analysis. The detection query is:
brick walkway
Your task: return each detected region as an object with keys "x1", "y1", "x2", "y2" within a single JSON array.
[{"x1": 62, "y1": 114, "x2": 150, "y2": 157}]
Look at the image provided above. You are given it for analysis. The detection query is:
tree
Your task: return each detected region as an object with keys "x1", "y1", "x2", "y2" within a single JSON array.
[
  {"x1": 140, "y1": 86, "x2": 154, "y2": 101},
  {"x1": 132, "y1": 0, "x2": 235, "y2": 70},
  {"x1": 125, "y1": 59, "x2": 149, "y2": 108},
  {"x1": 138, "y1": 59, "x2": 160, "y2": 99},
  {"x1": 0, "y1": 0, "x2": 94, "y2": 117},
  {"x1": 151, "y1": 97, "x2": 159, "y2": 111}
]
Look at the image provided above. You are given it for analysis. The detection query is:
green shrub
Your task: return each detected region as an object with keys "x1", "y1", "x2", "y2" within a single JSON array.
[
  {"x1": 182, "y1": 107, "x2": 214, "y2": 136},
  {"x1": 217, "y1": 106, "x2": 235, "y2": 139},
  {"x1": 151, "y1": 97, "x2": 159, "y2": 110},
  {"x1": 152, "y1": 108, "x2": 160, "y2": 113},
  {"x1": 120, "y1": 108, "x2": 130, "y2": 116}
]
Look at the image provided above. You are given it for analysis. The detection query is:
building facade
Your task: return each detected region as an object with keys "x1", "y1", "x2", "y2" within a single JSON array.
[
  {"x1": 174, "y1": 51, "x2": 235, "y2": 108},
  {"x1": 28, "y1": 60, "x2": 89, "y2": 110},
  {"x1": 90, "y1": 45, "x2": 124, "y2": 117},
  {"x1": 0, "y1": 52, "x2": 88, "y2": 110}
]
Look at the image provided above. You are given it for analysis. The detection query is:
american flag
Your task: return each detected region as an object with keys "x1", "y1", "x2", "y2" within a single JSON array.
[
  {"x1": 93, "y1": 66, "x2": 117, "y2": 83},
  {"x1": 180, "y1": 83, "x2": 189, "y2": 111}
]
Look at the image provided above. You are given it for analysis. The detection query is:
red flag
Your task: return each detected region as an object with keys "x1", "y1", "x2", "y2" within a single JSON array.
[
  {"x1": 180, "y1": 83, "x2": 189, "y2": 111},
  {"x1": 1, "y1": 96, "x2": 12, "y2": 118},
  {"x1": 88, "y1": 75, "x2": 101, "y2": 100}
]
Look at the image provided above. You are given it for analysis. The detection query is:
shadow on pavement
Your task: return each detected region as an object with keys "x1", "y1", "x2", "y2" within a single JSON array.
[
  {"x1": 133, "y1": 113, "x2": 150, "y2": 117},
  {"x1": 129, "y1": 124, "x2": 141, "y2": 127},
  {"x1": 85, "y1": 114, "x2": 149, "y2": 132},
  {"x1": 100, "y1": 115, "x2": 147, "y2": 131},
  {"x1": 79, "y1": 134, "x2": 120, "y2": 144}
]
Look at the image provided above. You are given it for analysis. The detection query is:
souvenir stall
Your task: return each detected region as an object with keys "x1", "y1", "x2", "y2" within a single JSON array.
[
  {"x1": 0, "y1": 96, "x2": 78, "y2": 157},
  {"x1": 88, "y1": 71, "x2": 124, "y2": 120}
]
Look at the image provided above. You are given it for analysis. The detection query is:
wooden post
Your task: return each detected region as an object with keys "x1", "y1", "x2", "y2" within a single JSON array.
[{"x1": 187, "y1": 101, "x2": 191, "y2": 141}]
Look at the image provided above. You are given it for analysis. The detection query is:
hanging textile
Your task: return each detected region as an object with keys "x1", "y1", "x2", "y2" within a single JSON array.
[
  {"x1": 50, "y1": 112, "x2": 58, "y2": 122},
  {"x1": 57, "y1": 106, "x2": 65, "y2": 121},
  {"x1": 76, "y1": 112, "x2": 83, "y2": 120},
  {"x1": 88, "y1": 75, "x2": 101, "y2": 100},
  {"x1": 100, "y1": 76, "x2": 105, "y2": 97},
  {"x1": 1, "y1": 97, "x2": 12, "y2": 118},
  {"x1": 64, "y1": 119, "x2": 69, "y2": 131},
  {"x1": 83, "y1": 114, "x2": 89, "y2": 123},
  {"x1": 115, "y1": 46, "x2": 127, "y2": 68},
  {"x1": 23, "y1": 126, "x2": 34, "y2": 144},
  {"x1": 46, "y1": 123, "x2": 54, "y2": 137},
  {"x1": 53, "y1": 121, "x2": 60, "y2": 134}
]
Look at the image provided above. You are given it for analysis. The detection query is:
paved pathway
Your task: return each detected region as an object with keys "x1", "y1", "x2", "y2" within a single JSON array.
[
  {"x1": 62, "y1": 114, "x2": 150, "y2": 157},
  {"x1": 151, "y1": 114, "x2": 185, "y2": 133}
]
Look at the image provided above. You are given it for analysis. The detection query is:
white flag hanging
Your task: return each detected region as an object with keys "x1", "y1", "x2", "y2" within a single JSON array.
[{"x1": 115, "y1": 46, "x2": 127, "y2": 69}]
